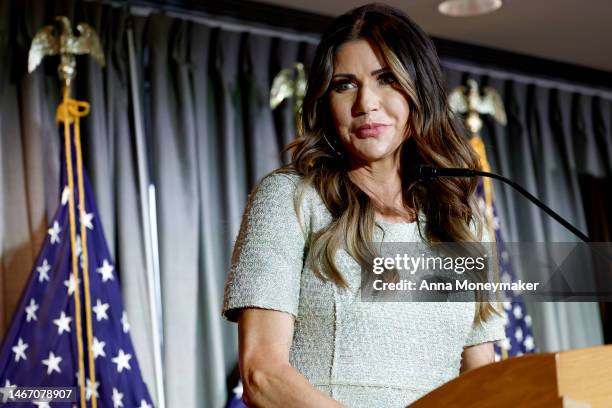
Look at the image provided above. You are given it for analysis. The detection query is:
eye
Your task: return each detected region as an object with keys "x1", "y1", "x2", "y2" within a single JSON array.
[
  {"x1": 378, "y1": 72, "x2": 397, "y2": 85},
  {"x1": 331, "y1": 79, "x2": 355, "y2": 92}
]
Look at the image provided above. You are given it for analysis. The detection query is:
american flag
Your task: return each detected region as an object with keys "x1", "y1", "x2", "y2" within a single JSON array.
[
  {"x1": 476, "y1": 182, "x2": 537, "y2": 359},
  {"x1": 0, "y1": 122, "x2": 154, "y2": 407}
]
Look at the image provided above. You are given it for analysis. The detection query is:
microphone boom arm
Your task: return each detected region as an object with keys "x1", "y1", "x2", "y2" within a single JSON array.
[{"x1": 416, "y1": 166, "x2": 590, "y2": 242}]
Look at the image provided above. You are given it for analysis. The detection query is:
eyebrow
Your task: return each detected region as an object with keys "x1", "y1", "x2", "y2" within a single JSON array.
[{"x1": 331, "y1": 67, "x2": 390, "y2": 79}]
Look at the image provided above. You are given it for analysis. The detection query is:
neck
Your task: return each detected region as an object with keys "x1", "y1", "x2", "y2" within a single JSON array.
[{"x1": 346, "y1": 156, "x2": 415, "y2": 223}]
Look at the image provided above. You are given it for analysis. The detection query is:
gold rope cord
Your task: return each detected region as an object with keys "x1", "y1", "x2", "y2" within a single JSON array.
[
  {"x1": 56, "y1": 88, "x2": 97, "y2": 408},
  {"x1": 469, "y1": 136, "x2": 508, "y2": 361}
]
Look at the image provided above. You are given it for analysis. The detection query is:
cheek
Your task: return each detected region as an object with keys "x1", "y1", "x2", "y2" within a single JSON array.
[
  {"x1": 387, "y1": 93, "x2": 410, "y2": 122},
  {"x1": 329, "y1": 96, "x2": 353, "y2": 132}
]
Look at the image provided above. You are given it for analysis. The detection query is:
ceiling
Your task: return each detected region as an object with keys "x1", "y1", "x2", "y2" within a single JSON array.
[{"x1": 253, "y1": 0, "x2": 612, "y2": 73}]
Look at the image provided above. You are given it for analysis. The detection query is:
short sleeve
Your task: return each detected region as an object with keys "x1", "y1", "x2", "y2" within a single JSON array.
[
  {"x1": 222, "y1": 173, "x2": 308, "y2": 323},
  {"x1": 464, "y1": 218, "x2": 507, "y2": 346},
  {"x1": 464, "y1": 305, "x2": 506, "y2": 346}
]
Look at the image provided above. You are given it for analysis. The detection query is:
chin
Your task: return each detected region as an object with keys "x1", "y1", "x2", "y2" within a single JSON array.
[
  {"x1": 351, "y1": 150, "x2": 397, "y2": 164},
  {"x1": 343, "y1": 136, "x2": 403, "y2": 164}
]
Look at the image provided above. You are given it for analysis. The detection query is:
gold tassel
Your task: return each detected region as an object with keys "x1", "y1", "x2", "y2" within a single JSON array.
[{"x1": 56, "y1": 87, "x2": 98, "y2": 408}]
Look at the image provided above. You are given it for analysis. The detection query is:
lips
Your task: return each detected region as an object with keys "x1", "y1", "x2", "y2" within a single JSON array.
[{"x1": 354, "y1": 123, "x2": 390, "y2": 138}]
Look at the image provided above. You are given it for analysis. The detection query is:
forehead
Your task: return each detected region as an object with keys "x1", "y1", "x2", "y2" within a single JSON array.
[{"x1": 333, "y1": 39, "x2": 386, "y2": 73}]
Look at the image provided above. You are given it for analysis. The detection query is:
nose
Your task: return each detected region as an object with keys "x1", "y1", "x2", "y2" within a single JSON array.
[{"x1": 353, "y1": 82, "x2": 380, "y2": 116}]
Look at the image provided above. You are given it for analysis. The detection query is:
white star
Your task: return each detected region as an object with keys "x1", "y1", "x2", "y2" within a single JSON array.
[
  {"x1": 92, "y1": 299, "x2": 110, "y2": 321},
  {"x1": 75, "y1": 370, "x2": 84, "y2": 388},
  {"x1": 92, "y1": 337, "x2": 106, "y2": 359},
  {"x1": 524, "y1": 315, "x2": 532, "y2": 326},
  {"x1": 64, "y1": 274, "x2": 81, "y2": 296},
  {"x1": 232, "y1": 381, "x2": 243, "y2": 397},
  {"x1": 503, "y1": 301, "x2": 511, "y2": 311},
  {"x1": 85, "y1": 378, "x2": 100, "y2": 400},
  {"x1": 53, "y1": 311, "x2": 72, "y2": 335},
  {"x1": 61, "y1": 186, "x2": 70, "y2": 205},
  {"x1": 42, "y1": 351, "x2": 62, "y2": 375},
  {"x1": 524, "y1": 335, "x2": 535, "y2": 351},
  {"x1": 138, "y1": 399, "x2": 152, "y2": 408},
  {"x1": 75, "y1": 235, "x2": 82, "y2": 257},
  {"x1": 33, "y1": 402, "x2": 51, "y2": 408},
  {"x1": 11, "y1": 337, "x2": 28, "y2": 362},
  {"x1": 515, "y1": 327, "x2": 524, "y2": 342},
  {"x1": 499, "y1": 337, "x2": 510, "y2": 350},
  {"x1": 121, "y1": 311, "x2": 130, "y2": 333},
  {"x1": 25, "y1": 298, "x2": 39, "y2": 322},
  {"x1": 111, "y1": 349, "x2": 132, "y2": 373},
  {"x1": 37, "y1": 259, "x2": 51, "y2": 282},
  {"x1": 513, "y1": 304, "x2": 523, "y2": 319},
  {"x1": 502, "y1": 312, "x2": 509, "y2": 326},
  {"x1": 112, "y1": 387, "x2": 124, "y2": 408},
  {"x1": 97, "y1": 259, "x2": 114, "y2": 282},
  {"x1": 74, "y1": 235, "x2": 84, "y2": 269},
  {"x1": 80, "y1": 211, "x2": 95, "y2": 230},
  {"x1": 48, "y1": 221, "x2": 61, "y2": 244},
  {"x1": 1, "y1": 379, "x2": 16, "y2": 403}
]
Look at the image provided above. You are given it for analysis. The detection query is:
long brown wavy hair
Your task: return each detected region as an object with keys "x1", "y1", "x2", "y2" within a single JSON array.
[{"x1": 277, "y1": 3, "x2": 497, "y2": 323}]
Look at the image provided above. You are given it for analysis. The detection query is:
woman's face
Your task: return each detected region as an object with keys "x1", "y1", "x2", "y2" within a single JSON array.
[{"x1": 328, "y1": 39, "x2": 410, "y2": 165}]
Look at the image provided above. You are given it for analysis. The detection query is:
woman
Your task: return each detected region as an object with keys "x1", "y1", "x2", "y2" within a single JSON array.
[{"x1": 223, "y1": 3, "x2": 505, "y2": 407}]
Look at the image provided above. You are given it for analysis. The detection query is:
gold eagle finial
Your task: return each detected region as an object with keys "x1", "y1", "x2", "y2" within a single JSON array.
[
  {"x1": 270, "y1": 62, "x2": 306, "y2": 112},
  {"x1": 448, "y1": 78, "x2": 507, "y2": 135},
  {"x1": 28, "y1": 16, "x2": 105, "y2": 87}
]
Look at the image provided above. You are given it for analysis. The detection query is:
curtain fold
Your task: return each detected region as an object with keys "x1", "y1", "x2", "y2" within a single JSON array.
[
  {"x1": 190, "y1": 21, "x2": 229, "y2": 408},
  {"x1": 1, "y1": 0, "x2": 61, "y2": 339},
  {"x1": 136, "y1": 14, "x2": 313, "y2": 406}
]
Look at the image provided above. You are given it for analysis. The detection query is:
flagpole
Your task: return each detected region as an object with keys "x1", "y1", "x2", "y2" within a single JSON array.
[
  {"x1": 47, "y1": 17, "x2": 105, "y2": 405},
  {"x1": 59, "y1": 87, "x2": 88, "y2": 408},
  {"x1": 126, "y1": 22, "x2": 167, "y2": 408},
  {"x1": 72, "y1": 92, "x2": 99, "y2": 408}
]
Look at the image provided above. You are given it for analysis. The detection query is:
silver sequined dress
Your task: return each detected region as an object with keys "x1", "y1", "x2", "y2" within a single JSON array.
[{"x1": 222, "y1": 173, "x2": 505, "y2": 408}]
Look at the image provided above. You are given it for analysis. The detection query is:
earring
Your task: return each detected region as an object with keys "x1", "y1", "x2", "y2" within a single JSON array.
[{"x1": 322, "y1": 132, "x2": 342, "y2": 157}]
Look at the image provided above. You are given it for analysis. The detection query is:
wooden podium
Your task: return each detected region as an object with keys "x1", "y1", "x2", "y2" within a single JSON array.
[{"x1": 409, "y1": 345, "x2": 612, "y2": 407}]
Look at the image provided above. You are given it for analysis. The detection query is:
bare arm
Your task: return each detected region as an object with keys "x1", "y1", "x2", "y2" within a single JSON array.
[
  {"x1": 238, "y1": 308, "x2": 346, "y2": 408},
  {"x1": 460, "y1": 341, "x2": 495, "y2": 374}
]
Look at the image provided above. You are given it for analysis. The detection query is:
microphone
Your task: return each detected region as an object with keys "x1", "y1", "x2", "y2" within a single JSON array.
[
  {"x1": 413, "y1": 165, "x2": 477, "y2": 181},
  {"x1": 413, "y1": 165, "x2": 591, "y2": 242}
]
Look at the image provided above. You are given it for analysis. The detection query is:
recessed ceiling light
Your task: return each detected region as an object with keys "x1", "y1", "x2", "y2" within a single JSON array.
[{"x1": 438, "y1": 0, "x2": 502, "y2": 17}]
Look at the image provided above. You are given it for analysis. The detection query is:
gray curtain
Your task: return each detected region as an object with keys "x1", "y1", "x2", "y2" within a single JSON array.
[
  {"x1": 1, "y1": 2, "x2": 610, "y2": 408},
  {"x1": 130, "y1": 13, "x2": 318, "y2": 407},
  {"x1": 1, "y1": 0, "x2": 59, "y2": 338}
]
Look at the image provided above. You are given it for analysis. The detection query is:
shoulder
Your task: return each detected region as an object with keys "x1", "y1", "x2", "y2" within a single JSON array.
[
  {"x1": 257, "y1": 170, "x2": 302, "y2": 193},
  {"x1": 255, "y1": 169, "x2": 321, "y2": 208},
  {"x1": 246, "y1": 169, "x2": 322, "y2": 230},
  {"x1": 256, "y1": 169, "x2": 331, "y2": 232},
  {"x1": 249, "y1": 171, "x2": 303, "y2": 211}
]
